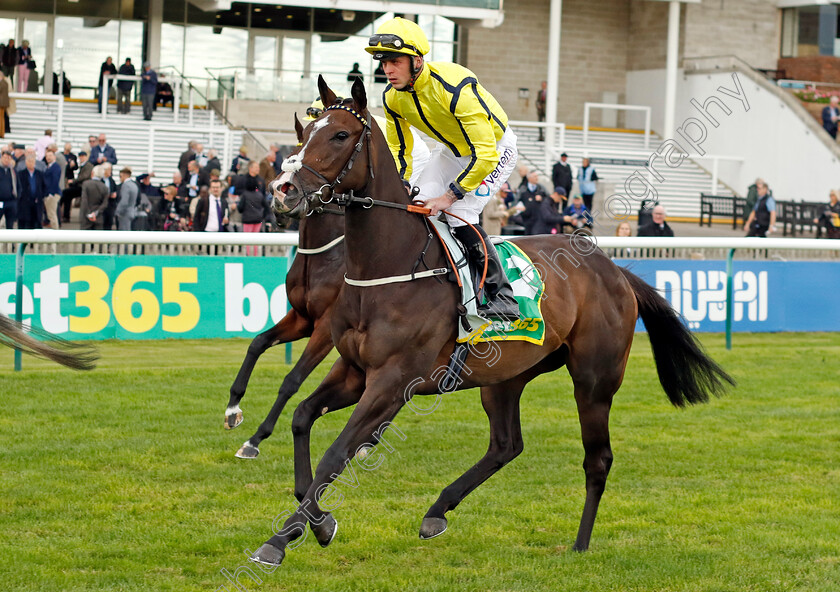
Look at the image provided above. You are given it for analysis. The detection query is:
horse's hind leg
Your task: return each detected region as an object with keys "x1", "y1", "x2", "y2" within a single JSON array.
[
  {"x1": 235, "y1": 316, "x2": 334, "y2": 459},
  {"x1": 225, "y1": 309, "x2": 311, "y2": 430},
  {"x1": 568, "y1": 339, "x2": 631, "y2": 552},
  {"x1": 419, "y1": 378, "x2": 526, "y2": 540}
]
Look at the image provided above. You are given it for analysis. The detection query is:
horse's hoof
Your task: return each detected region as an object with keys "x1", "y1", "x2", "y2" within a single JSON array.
[
  {"x1": 225, "y1": 405, "x2": 243, "y2": 430},
  {"x1": 419, "y1": 516, "x2": 448, "y2": 540},
  {"x1": 311, "y1": 513, "x2": 338, "y2": 548},
  {"x1": 249, "y1": 543, "x2": 285, "y2": 567},
  {"x1": 235, "y1": 441, "x2": 259, "y2": 459}
]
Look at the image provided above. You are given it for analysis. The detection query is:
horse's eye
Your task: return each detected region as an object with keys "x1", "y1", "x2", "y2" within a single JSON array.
[{"x1": 335, "y1": 131, "x2": 350, "y2": 141}]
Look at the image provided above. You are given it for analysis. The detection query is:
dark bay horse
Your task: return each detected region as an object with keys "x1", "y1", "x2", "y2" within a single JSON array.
[
  {"x1": 0, "y1": 313, "x2": 97, "y2": 370},
  {"x1": 250, "y1": 77, "x2": 733, "y2": 567},
  {"x1": 224, "y1": 118, "x2": 347, "y2": 459}
]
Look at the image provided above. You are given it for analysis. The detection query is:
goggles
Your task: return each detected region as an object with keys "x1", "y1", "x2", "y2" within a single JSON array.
[
  {"x1": 368, "y1": 33, "x2": 419, "y2": 55},
  {"x1": 305, "y1": 106, "x2": 323, "y2": 119}
]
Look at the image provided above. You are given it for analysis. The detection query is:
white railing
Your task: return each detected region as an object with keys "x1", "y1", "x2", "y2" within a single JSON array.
[
  {"x1": 583, "y1": 102, "x2": 652, "y2": 150},
  {"x1": 0, "y1": 230, "x2": 299, "y2": 247},
  {"x1": 9, "y1": 92, "x2": 65, "y2": 145},
  {"x1": 2, "y1": 231, "x2": 838, "y2": 252}
]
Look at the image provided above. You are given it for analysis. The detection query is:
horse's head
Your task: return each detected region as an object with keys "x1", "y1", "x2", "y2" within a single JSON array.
[{"x1": 270, "y1": 75, "x2": 371, "y2": 219}]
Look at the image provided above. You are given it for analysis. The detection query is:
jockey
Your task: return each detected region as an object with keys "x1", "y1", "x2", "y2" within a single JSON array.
[{"x1": 366, "y1": 17, "x2": 520, "y2": 321}]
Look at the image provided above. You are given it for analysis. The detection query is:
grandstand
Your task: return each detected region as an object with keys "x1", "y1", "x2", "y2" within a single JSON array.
[
  {"x1": 3, "y1": 96, "x2": 244, "y2": 180},
  {"x1": 512, "y1": 126, "x2": 734, "y2": 220}
]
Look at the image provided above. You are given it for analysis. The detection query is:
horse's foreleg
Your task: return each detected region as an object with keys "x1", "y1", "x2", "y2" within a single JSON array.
[
  {"x1": 420, "y1": 379, "x2": 526, "y2": 540},
  {"x1": 251, "y1": 373, "x2": 407, "y2": 567},
  {"x1": 235, "y1": 316, "x2": 334, "y2": 459},
  {"x1": 291, "y1": 357, "x2": 365, "y2": 500},
  {"x1": 225, "y1": 309, "x2": 311, "y2": 430},
  {"x1": 289, "y1": 358, "x2": 365, "y2": 546}
]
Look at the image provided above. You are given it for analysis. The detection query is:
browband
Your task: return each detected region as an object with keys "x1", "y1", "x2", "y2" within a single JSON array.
[{"x1": 325, "y1": 104, "x2": 369, "y2": 127}]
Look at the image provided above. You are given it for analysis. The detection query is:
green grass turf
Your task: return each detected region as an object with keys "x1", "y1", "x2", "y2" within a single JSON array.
[{"x1": 1, "y1": 333, "x2": 838, "y2": 591}]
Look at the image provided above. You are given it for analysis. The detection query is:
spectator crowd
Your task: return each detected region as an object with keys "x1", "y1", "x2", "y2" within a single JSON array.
[
  {"x1": 0, "y1": 132, "x2": 282, "y2": 253},
  {"x1": 3, "y1": 123, "x2": 838, "y2": 244}
]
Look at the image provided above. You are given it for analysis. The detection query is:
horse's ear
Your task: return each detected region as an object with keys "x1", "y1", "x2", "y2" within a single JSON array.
[
  {"x1": 294, "y1": 113, "x2": 304, "y2": 143},
  {"x1": 350, "y1": 77, "x2": 367, "y2": 115},
  {"x1": 317, "y1": 74, "x2": 336, "y2": 109}
]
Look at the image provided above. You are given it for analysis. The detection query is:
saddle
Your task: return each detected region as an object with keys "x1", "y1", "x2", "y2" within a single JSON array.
[{"x1": 428, "y1": 218, "x2": 546, "y2": 392}]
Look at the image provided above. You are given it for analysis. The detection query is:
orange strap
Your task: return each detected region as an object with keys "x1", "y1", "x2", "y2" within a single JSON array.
[
  {"x1": 409, "y1": 200, "x2": 489, "y2": 292},
  {"x1": 427, "y1": 221, "x2": 463, "y2": 288},
  {"x1": 407, "y1": 204, "x2": 431, "y2": 215}
]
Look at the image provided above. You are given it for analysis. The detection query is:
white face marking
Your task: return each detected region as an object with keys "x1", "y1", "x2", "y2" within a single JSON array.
[
  {"x1": 281, "y1": 151, "x2": 304, "y2": 173},
  {"x1": 298, "y1": 113, "x2": 332, "y2": 155}
]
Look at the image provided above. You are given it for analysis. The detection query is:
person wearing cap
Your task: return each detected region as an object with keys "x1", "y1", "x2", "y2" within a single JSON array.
[
  {"x1": 12, "y1": 144, "x2": 25, "y2": 168},
  {"x1": 532, "y1": 187, "x2": 568, "y2": 235},
  {"x1": 562, "y1": 195, "x2": 593, "y2": 230},
  {"x1": 552, "y1": 152, "x2": 573, "y2": 200},
  {"x1": 366, "y1": 17, "x2": 519, "y2": 320},
  {"x1": 140, "y1": 62, "x2": 157, "y2": 121}
]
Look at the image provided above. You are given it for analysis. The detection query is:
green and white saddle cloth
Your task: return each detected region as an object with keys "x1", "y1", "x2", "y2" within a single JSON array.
[{"x1": 429, "y1": 218, "x2": 546, "y2": 347}]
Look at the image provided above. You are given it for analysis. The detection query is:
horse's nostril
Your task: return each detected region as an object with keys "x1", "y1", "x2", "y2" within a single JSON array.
[{"x1": 281, "y1": 182, "x2": 293, "y2": 194}]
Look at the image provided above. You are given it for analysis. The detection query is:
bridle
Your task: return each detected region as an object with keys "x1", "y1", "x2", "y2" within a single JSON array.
[
  {"x1": 294, "y1": 103, "x2": 375, "y2": 208},
  {"x1": 285, "y1": 100, "x2": 489, "y2": 290}
]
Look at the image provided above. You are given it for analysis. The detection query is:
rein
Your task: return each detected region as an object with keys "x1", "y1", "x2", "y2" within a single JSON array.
[
  {"x1": 297, "y1": 235, "x2": 345, "y2": 256},
  {"x1": 334, "y1": 190, "x2": 488, "y2": 291}
]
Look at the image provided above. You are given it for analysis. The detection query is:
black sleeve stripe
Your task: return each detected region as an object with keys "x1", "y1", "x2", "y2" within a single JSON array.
[
  {"x1": 410, "y1": 92, "x2": 460, "y2": 157},
  {"x1": 382, "y1": 96, "x2": 408, "y2": 178},
  {"x1": 428, "y1": 71, "x2": 486, "y2": 186},
  {"x1": 430, "y1": 70, "x2": 459, "y2": 94},
  {"x1": 429, "y1": 71, "x2": 473, "y2": 114},
  {"x1": 455, "y1": 118, "x2": 477, "y2": 185},
  {"x1": 456, "y1": 154, "x2": 478, "y2": 185},
  {"x1": 471, "y1": 82, "x2": 506, "y2": 132}
]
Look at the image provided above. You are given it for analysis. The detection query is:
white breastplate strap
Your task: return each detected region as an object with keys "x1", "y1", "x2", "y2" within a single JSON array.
[
  {"x1": 344, "y1": 267, "x2": 449, "y2": 287},
  {"x1": 297, "y1": 235, "x2": 345, "y2": 255}
]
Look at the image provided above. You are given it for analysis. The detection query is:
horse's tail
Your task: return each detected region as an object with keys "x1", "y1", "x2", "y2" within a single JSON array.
[
  {"x1": 0, "y1": 314, "x2": 98, "y2": 371},
  {"x1": 619, "y1": 267, "x2": 734, "y2": 406}
]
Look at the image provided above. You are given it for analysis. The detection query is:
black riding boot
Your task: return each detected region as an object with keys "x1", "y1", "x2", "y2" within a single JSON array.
[{"x1": 453, "y1": 225, "x2": 520, "y2": 321}]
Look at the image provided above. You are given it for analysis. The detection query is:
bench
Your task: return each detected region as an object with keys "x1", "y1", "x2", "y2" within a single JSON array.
[
  {"x1": 699, "y1": 194, "x2": 747, "y2": 229},
  {"x1": 776, "y1": 201, "x2": 825, "y2": 237}
]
